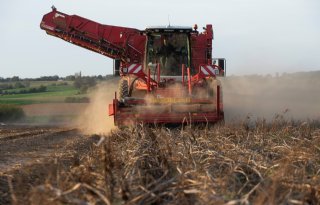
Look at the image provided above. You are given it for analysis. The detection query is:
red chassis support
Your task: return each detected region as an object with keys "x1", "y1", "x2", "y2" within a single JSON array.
[
  {"x1": 108, "y1": 64, "x2": 224, "y2": 126},
  {"x1": 114, "y1": 112, "x2": 223, "y2": 126}
]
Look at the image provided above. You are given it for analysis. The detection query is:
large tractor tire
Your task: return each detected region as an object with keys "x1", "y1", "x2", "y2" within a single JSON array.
[{"x1": 118, "y1": 78, "x2": 129, "y2": 101}]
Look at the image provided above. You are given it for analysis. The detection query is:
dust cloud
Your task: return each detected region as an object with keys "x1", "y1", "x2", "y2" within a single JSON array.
[
  {"x1": 77, "y1": 71, "x2": 320, "y2": 130},
  {"x1": 77, "y1": 78, "x2": 119, "y2": 135},
  {"x1": 222, "y1": 71, "x2": 320, "y2": 122}
]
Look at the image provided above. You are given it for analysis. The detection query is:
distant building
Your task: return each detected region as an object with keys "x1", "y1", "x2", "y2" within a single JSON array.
[{"x1": 75, "y1": 71, "x2": 82, "y2": 79}]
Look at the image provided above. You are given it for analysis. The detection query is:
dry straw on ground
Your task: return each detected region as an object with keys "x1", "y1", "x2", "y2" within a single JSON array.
[{"x1": 24, "y1": 119, "x2": 320, "y2": 205}]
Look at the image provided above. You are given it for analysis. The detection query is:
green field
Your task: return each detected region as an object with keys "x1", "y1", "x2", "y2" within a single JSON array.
[{"x1": 0, "y1": 81, "x2": 85, "y2": 105}]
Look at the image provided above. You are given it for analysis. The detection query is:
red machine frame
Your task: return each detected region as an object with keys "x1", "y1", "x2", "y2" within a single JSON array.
[{"x1": 40, "y1": 7, "x2": 225, "y2": 126}]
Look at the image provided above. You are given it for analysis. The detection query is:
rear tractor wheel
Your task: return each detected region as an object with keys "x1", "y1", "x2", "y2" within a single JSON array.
[{"x1": 118, "y1": 78, "x2": 129, "y2": 101}]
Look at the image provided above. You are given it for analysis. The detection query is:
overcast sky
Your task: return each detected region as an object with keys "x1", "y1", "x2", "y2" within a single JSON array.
[{"x1": 0, "y1": 0, "x2": 319, "y2": 78}]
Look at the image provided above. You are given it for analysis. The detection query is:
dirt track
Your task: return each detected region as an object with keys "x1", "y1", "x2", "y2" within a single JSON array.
[
  {"x1": 1, "y1": 126, "x2": 80, "y2": 172},
  {"x1": 21, "y1": 103, "x2": 87, "y2": 116},
  {"x1": 0, "y1": 124, "x2": 98, "y2": 204}
]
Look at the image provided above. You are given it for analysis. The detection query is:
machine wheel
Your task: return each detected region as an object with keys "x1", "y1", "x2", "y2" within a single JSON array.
[{"x1": 118, "y1": 78, "x2": 129, "y2": 101}]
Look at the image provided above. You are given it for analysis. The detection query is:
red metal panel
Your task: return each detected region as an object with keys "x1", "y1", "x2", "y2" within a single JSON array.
[
  {"x1": 147, "y1": 68, "x2": 151, "y2": 92},
  {"x1": 122, "y1": 98, "x2": 216, "y2": 105},
  {"x1": 126, "y1": 64, "x2": 143, "y2": 74},
  {"x1": 108, "y1": 104, "x2": 114, "y2": 116},
  {"x1": 115, "y1": 112, "x2": 222, "y2": 126},
  {"x1": 190, "y1": 24, "x2": 213, "y2": 72},
  {"x1": 187, "y1": 67, "x2": 192, "y2": 95},
  {"x1": 40, "y1": 9, "x2": 146, "y2": 64}
]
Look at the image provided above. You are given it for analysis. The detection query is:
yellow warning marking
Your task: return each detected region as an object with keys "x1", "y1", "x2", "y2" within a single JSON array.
[{"x1": 150, "y1": 98, "x2": 191, "y2": 104}]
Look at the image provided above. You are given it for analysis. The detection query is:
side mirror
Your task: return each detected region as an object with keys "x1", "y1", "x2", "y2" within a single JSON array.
[{"x1": 212, "y1": 58, "x2": 226, "y2": 76}]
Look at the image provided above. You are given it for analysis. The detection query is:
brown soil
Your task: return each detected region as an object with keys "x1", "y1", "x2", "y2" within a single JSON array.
[
  {"x1": 21, "y1": 103, "x2": 88, "y2": 116},
  {"x1": 0, "y1": 124, "x2": 99, "y2": 205}
]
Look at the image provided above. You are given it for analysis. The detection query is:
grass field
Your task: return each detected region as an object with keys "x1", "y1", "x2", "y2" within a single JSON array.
[
  {"x1": 0, "y1": 80, "x2": 94, "y2": 124},
  {"x1": 0, "y1": 104, "x2": 25, "y2": 121},
  {"x1": 0, "y1": 82, "x2": 85, "y2": 105}
]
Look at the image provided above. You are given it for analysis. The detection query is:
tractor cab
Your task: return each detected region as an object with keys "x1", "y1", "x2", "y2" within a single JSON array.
[{"x1": 145, "y1": 26, "x2": 193, "y2": 76}]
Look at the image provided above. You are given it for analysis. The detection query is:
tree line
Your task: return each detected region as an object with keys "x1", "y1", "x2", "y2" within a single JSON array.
[
  {"x1": 0, "y1": 74, "x2": 114, "y2": 82},
  {"x1": 0, "y1": 74, "x2": 115, "y2": 95}
]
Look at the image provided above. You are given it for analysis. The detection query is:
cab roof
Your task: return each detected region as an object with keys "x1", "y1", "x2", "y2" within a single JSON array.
[{"x1": 145, "y1": 26, "x2": 193, "y2": 34}]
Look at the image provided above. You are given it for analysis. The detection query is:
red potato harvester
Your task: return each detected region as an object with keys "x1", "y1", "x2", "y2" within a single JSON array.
[{"x1": 41, "y1": 6, "x2": 226, "y2": 126}]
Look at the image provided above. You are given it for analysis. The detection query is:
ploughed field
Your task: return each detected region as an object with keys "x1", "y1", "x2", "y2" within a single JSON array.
[
  {"x1": 0, "y1": 122, "x2": 319, "y2": 205},
  {"x1": 0, "y1": 125, "x2": 99, "y2": 204}
]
